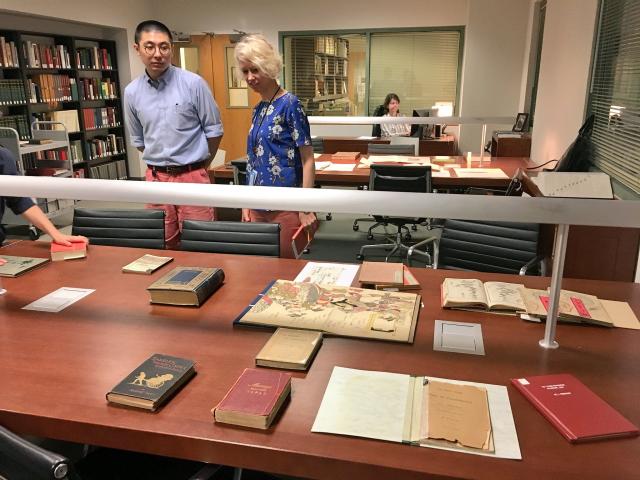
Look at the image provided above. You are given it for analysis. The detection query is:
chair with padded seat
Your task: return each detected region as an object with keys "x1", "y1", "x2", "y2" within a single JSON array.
[
  {"x1": 352, "y1": 143, "x2": 421, "y2": 234},
  {"x1": 371, "y1": 104, "x2": 386, "y2": 137},
  {"x1": 407, "y1": 219, "x2": 546, "y2": 275},
  {"x1": 180, "y1": 220, "x2": 280, "y2": 257},
  {"x1": 72, "y1": 209, "x2": 165, "y2": 249},
  {"x1": 357, "y1": 165, "x2": 432, "y2": 263},
  {"x1": 0, "y1": 424, "x2": 221, "y2": 480}
]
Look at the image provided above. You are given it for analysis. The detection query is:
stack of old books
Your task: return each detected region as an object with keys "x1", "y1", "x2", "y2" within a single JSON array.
[{"x1": 357, "y1": 261, "x2": 420, "y2": 291}]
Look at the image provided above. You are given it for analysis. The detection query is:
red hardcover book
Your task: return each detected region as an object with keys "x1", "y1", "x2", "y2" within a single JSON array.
[
  {"x1": 511, "y1": 373, "x2": 639, "y2": 443},
  {"x1": 50, "y1": 240, "x2": 88, "y2": 262},
  {"x1": 213, "y1": 368, "x2": 291, "y2": 429}
]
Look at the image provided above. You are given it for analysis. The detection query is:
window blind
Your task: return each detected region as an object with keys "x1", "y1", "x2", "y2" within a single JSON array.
[
  {"x1": 368, "y1": 31, "x2": 461, "y2": 116},
  {"x1": 588, "y1": 0, "x2": 640, "y2": 195}
]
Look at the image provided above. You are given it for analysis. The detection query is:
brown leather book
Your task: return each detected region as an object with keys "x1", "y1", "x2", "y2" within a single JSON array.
[
  {"x1": 213, "y1": 368, "x2": 291, "y2": 429},
  {"x1": 255, "y1": 328, "x2": 323, "y2": 371},
  {"x1": 358, "y1": 262, "x2": 420, "y2": 291},
  {"x1": 331, "y1": 151, "x2": 361, "y2": 163}
]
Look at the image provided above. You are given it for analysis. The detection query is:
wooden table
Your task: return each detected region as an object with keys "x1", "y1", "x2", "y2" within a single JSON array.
[
  {"x1": 0, "y1": 243, "x2": 638, "y2": 480},
  {"x1": 210, "y1": 156, "x2": 535, "y2": 190},
  {"x1": 322, "y1": 135, "x2": 457, "y2": 156}
]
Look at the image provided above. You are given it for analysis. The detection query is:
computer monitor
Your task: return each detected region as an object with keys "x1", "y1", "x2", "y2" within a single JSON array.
[{"x1": 411, "y1": 109, "x2": 438, "y2": 138}]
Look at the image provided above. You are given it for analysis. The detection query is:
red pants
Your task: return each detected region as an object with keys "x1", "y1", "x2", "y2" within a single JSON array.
[
  {"x1": 145, "y1": 167, "x2": 215, "y2": 249},
  {"x1": 249, "y1": 210, "x2": 301, "y2": 259}
]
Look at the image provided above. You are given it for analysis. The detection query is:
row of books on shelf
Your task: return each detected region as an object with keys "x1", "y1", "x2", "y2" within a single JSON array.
[
  {"x1": 22, "y1": 40, "x2": 72, "y2": 69},
  {"x1": 314, "y1": 35, "x2": 348, "y2": 57},
  {"x1": 314, "y1": 56, "x2": 347, "y2": 76},
  {"x1": 314, "y1": 78, "x2": 347, "y2": 97},
  {"x1": 82, "y1": 107, "x2": 120, "y2": 130},
  {"x1": 0, "y1": 80, "x2": 27, "y2": 105},
  {"x1": 0, "y1": 36, "x2": 19, "y2": 67},
  {"x1": 0, "y1": 114, "x2": 30, "y2": 140},
  {"x1": 25, "y1": 75, "x2": 118, "y2": 103},
  {"x1": 76, "y1": 47, "x2": 114, "y2": 70},
  {"x1": 89, "y1": 158, "x2": 127, "y2": 180}
]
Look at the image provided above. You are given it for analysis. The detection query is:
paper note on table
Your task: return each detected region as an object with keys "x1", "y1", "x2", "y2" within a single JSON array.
[
  {"x1": 324, "y1": 163, "x2": 355, "y2": 172},
  {"x1": 357, "y1": 135, "x2": 377, "y2": 140},
  {"x1": 23, "y1": 287, "x2": 94, "y2": 313},
  {"x1": 432, "y1": 170, "x2": 451, "y2": 178},
  {"x1": 313, "y1": 153, "x2": 322, "y2": 159},
  {"x1": 453, "y1": 168, "x2": 509, "y2": 179},
  {"x1": 294, "y1": 262, "x2": 360, "y2": 286},
  {"x1": 314, "y1": 161, "x2": 331, "y2": 170}
]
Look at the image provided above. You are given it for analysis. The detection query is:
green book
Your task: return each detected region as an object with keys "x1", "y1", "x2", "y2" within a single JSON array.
[{"x1": 106, "y1": 353, "x2": 196, "y2": 411}]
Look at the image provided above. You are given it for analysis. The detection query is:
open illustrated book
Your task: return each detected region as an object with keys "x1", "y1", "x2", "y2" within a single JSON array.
[
  {"x1": 312, "y1": 366, "x2": 521, "y2": 460},
  {"x1": 441, "y1": 278, "x2": 527, "y2": 313}
]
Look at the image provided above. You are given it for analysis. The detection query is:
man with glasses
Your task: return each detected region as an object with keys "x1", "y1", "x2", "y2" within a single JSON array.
[{"x1": 124, "y1": 20, "x2": 223, "y2": 249}]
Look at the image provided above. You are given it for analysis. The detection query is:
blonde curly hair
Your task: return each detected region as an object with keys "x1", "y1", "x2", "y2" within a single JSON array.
[{"x1": 234, "y1": 34, "x2": 282, "y2": 80}]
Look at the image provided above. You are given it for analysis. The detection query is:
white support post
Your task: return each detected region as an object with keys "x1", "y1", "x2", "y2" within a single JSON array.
[
  {"x1": 480, "y1": 123, "x2": 487, "y2": 163},
  {"x1": 539, "y1": 223, "x2": 570, "y2": 349}
]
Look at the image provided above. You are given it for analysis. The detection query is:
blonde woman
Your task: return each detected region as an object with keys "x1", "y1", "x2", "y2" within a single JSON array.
[
  {"x1": 235, "y1": 34, "x2": 316, "y2": 258},
  {"x1": 380, "y1": 93, "x2": 411, "y2": 137}
]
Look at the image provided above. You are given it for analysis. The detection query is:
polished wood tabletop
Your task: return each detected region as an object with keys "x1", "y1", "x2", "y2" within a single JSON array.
[
  {"x1": 0, "y1": 242, "x2": 638, "y2": 480},
  {"x1": 210, "y1": 156, "x2": 536, "y2": 189}
]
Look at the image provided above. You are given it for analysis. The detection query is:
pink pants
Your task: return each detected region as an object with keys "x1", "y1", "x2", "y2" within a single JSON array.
[
  {"x1": 249, "y1": 210, "x2": 301, "y2": 259},
  {"x1": 145, "y1": 167, "x2": 215, "y2": 249}
]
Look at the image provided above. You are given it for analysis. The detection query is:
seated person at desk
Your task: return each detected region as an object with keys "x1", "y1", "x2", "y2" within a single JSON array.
[
  {"x1": 234, "y1": 34, "x2": 316, "y2": 259},
  {"x1": 0, "y1": 146, "x2": 88, "y2": 265},
  {"x1": 380, "y1": 93, "x2": 411, "y2": 137}
]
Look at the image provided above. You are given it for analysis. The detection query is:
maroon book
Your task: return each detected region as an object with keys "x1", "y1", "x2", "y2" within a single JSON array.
[
  {"x1": 213, "y1": 368, "x2": 291, "y2": 429},
  {"x1": 511, "y1": 373, "x2": 639, "y2": 443}
]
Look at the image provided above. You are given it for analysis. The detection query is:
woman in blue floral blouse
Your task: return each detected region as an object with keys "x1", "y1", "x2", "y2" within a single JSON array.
[{"x1": 235, "y1": 34, "x2": 316, "y2": 258}]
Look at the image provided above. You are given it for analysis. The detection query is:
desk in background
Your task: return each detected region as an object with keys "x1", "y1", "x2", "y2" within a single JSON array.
[
  {"x1": 0, "y1": 242, "x2": 638, "y2": 480},
  {"x1": 322, "y1": 135, "x2": 457, "y2": 156},
  {"x1": 210, "y1": 156, "x2": 534, "y2": 190}
]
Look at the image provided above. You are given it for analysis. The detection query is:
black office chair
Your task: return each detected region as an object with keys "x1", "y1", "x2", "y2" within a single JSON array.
[
  {"x1": 356, "y1": 165, "x2": 432, "y2": 262},
  {"x1": 371, "y1": 104, "x2": 385, "y2": 137},
  {"x1": 352, "y1": 144, "x2": 421, "y2": 234},
  {"x1": 0, "y1": 425, "x2": 221, "y2": 480},
  {"x1": 407, "y1": 219, "x2": 546, "y2": 275},
  {"x1": 72, "y1": 209, "x2": 165, "y2": 249},
  {"x1": 181, "y1": 220, "x2": 280, "y2": 257},
  {"x1": 230, "y1": 159, "x2": 248, "y2": 185},
  {"x1": 311, "y1": 137, "x2": 324, "y2": 154}
]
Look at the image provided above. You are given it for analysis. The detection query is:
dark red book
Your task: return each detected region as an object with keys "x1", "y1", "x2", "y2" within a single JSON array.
[
  {"x1": 511, "y1": 373, "x2": 639, "y2": 443},
  {"x1": 213, "y1": 368, "x2": 291, "y2": 429}
]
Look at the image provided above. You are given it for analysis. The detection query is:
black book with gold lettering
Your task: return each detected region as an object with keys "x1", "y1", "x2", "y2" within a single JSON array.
[
  {"x1": 147, "y1": 266, "x2": 225, "y2": 306},
  {"x1": 106, "y1": 353, "x2": 196, "y2": 411}
]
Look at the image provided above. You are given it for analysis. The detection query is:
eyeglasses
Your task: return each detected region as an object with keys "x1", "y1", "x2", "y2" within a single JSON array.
[{"x1": 141, "y1": 43, "x2": 172, "y2": 55}]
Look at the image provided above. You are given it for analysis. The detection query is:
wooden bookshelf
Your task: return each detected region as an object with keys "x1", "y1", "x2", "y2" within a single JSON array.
[{"x1": 0, "y1": 29, "x2": 128, "y2": 180}]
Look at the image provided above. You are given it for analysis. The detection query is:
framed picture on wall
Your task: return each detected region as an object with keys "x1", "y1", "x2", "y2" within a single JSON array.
[
  {"x1": 513, "y1": 113, "x2": 529, "y2": 132},
  {"x1": 225, "y1": 46, "x2": 249, "y2": 108}
]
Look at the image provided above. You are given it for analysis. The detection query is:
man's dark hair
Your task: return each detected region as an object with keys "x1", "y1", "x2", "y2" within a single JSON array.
[{"x1": 135, "y1": 20, "x2": 173, "y2": 44}]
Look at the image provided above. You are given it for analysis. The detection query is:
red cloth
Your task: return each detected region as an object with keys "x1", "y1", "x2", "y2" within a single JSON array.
[{"x1": 145, "y1": 167, "x2": 215, "y2": 249}]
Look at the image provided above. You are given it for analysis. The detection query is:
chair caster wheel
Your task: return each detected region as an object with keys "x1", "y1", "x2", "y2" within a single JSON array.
[
  {"x1": 404, "y1": 234, "x2": 412, "y2": 241},
  {"x1": 353, "y1": 224, "x2": 359, "y2": 231},
  {"x1": 326, "y1": 214, "x2": 332, "y2": 221},
  {"x1": 411, "y1": 225, "x2": 418, "y2": 231},
  {"x1": 303, "y1": 248, "x2": 310, "y2": 254},
  {"x1": 367, "y1": 234, "x2": 374, "y2": 240},
  {"x1": 29, "y1": 227, "x2": 40, "y2": 240},
  {"x1": 356, "y1": 254, "x2": 364, "y2": 260}
]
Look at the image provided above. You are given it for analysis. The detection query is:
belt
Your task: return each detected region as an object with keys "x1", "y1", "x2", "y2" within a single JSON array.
[{"x1": 148, "y1": 161, "x2": 206, "y2": 175}]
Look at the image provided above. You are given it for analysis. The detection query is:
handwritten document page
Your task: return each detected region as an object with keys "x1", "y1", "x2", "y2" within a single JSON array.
[
  {"x1": 421, "y1": 377, "x2": 521, "y2": 459},
  {"x1": 442, "y1": 278, "x2": 488, "y2": 308},
  {"x1": 312, "y1": 366, "x2": 411, "y2": 442},
  {"x1": 484, "y1": 282, "x2": 527, "y2": 311},
  {"x1": 425, "y1": 381, "x2": 492, "y2": 451}
]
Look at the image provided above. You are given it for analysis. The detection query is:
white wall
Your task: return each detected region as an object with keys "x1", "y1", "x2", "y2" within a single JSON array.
[{"x1": 530, "y1": 0, "x2": 598, "y2": 164}]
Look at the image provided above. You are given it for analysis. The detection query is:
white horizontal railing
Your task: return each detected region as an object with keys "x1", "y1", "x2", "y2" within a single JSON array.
[
  {"x1": 1, "y1": 175, "x2": 639, "y2": 351},
  {"x1": 308, "y1": 116, "x2": 514, "y2": 125}
]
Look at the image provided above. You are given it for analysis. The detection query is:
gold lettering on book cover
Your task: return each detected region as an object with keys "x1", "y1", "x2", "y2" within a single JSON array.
[{"x1": 129, "y1": 371, "x2": 174, "y2": 389}]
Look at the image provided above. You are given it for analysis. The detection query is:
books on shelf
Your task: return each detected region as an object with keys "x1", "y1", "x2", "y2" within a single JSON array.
[
  {"x1": 147, "y1": 266, "x2": 225, "y2": 306},
  {"x1": 0, "y1": 255, "x2": 49, "y2": 277},
  {"x1": 77, "y1": 77, "x2": 117, "y2": 100},
  {"x1": 213, "y1": 367, "x2": 292, "y2": 429},
  {"x1": 0, "y1": 114, "x2": 30, "y2": 140},
  {"x1": 27, "y1": 74, "x2": 74, "y2": 103},
  {"x1": 511, "y1": 373, "x2": 639, "y2": 443},
  {"x1": 21, "y1": 40, "x2": 71, "y2": 69},
  {"x1": 441, "y1": 278, "x2": 527, "y2": 313},
  {"x1": 76, "y1": 46, "x2": 113, "y2": 70},
  {"x1": 358, "y1": 261, "x2": 420, "y2": 291},
  {"x1": 89, "y1": 159, "x2": 127, "y2": 180},
  {"x1": 106, "y1": 353, "x2": 196, "y2": 411},
  {"x1": 0, "y1": 80, "x2": 27, "y2": 105},
  {"x1": 0, "y1": 36, "x2": 20, "y2": 67},
  {"x1": 255, "y1": 328, "x2": 323, "y2": 371},
  {"x1": 82, "y1": 107, "x2": 119, "y2": 130},
  {"x1": 234, "y1": 280, "x2": 421, "y2": 343},
  {"x1": 123, "y1": 254, "x2": 173, "y2": 274},
  {"x1": 312, "y1": 367, "x2": 521, "y2": 459},
  {"x1": 50, "y1": 240, "x2": 87, "y2": 261}
]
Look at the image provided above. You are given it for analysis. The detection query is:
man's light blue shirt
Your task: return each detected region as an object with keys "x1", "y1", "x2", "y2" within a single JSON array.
[{"x1": 124, "y1": 66, "x2": 223, "y2": 166}]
